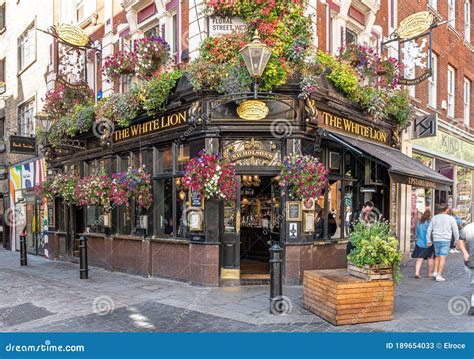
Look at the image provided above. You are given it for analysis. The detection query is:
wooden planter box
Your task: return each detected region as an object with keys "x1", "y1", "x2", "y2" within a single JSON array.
[
  {"x1": 347, "y1": 262, "x2": 393, "y2": 281},
  {"x1": 304, "y1": 269, "x2": 394, "y2": 325}
]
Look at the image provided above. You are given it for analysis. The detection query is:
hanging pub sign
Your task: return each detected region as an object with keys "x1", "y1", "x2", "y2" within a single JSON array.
[
  {"x1": 113, "y1": 110, "x2": 188, "y2": 143},
  {"x1": 53, "y1": 23, "x2": 91, "y2": 47},
  {"x1": 395, "y1": 11, "x2": 434, "y2": 39},
  {"x1": 208, "y1": 16, "x2": 247, "y2": 37},
  {"x1": 382, "y1": 11, "x2": 436, "y2": 86},
  {"x1": 9, "y1": 135, "x2": 36, "y2": 154},
  {"x1": 42, "y1": 24, "x2": 96, "y2": 88}
]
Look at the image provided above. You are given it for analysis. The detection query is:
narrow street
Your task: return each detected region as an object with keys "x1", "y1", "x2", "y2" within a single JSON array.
[{"x1": 0, "y1": 249, "x2": 471, "y2": 333}]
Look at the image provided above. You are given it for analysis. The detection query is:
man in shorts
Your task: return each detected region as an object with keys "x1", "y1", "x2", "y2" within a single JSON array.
[
  {"x1": 427, "y1": 203, "x2": 459, "y2": 282},
  {"x1": 459, "y1": 222, "x2": 474, "y2": 315}
]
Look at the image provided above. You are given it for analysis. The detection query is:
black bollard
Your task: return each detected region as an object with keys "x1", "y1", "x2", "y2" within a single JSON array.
[
  {"x1": 269, "y1": 242, "x2": 283, "y2": 314},
  {"x1": 20, "y1": 232, "x2": 27, "y2": 266},
  {"x1": 79, "y1": 236, "x2": 89, "y2": 279}
]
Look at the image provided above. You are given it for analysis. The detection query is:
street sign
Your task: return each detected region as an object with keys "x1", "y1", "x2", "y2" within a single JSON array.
[{"x1": 413, "y1": 113, "x2": 437, "y2": 139}]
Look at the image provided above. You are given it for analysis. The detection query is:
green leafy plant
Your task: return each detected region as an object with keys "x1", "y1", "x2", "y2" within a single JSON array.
[
  {"x1": 348, "y1": 221, "x2": 403, "y2": 284},
  {"x1": 141, "y1": 69, "x2": 183, "y2": 114},
  {"x1": 96, "y1": 86, "x2": 143, "y2": 128}
]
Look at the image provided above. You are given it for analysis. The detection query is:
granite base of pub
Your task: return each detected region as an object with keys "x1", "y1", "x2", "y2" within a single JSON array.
[{"x1": 46, "y1": 232, "x2": 347, "y2": 286}]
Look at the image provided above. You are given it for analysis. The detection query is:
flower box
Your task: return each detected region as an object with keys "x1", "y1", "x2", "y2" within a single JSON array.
[{"x1": 347, "y1": 262, "x2": 393, "y2": 282}]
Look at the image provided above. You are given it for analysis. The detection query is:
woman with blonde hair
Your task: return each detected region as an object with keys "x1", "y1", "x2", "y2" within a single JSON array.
[{"x1": 412, "y1": 210, "x2": 435, "y2": 279}]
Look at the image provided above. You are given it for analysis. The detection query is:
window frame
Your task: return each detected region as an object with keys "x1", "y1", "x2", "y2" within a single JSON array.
[
  {"x1": 465, "y1": 0, "x2": 471, "y2": 43},
  {"x1": 448, "y1": 0, "x2": 456, "y2": 28},
  {"x1": 428, "y1": 0, "x2": 437, "y2": 10},
  {"x1": 428, "y1": 53, "x2": 437, "y2": 108},
  {"x1": 0, "y1": 3, "x2": 5, "y2": 32},
  {"x1": 464, "y1": 78, "x2": 471, "y2": 126},
  {"x1": 447, "y1": 65, "x2": 456, "y2": 118},
  {"x1": 17, "y1": 21, "x2": 36, "y2": 72},
  {"x1": 17, "y1": 98, "x2": 35, "y2": 137}
]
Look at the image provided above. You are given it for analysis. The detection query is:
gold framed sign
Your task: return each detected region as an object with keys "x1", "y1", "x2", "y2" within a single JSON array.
[
  {"x1": 396, "y1": 11, "x2": 434, "y2": 39},
  {"x1": 188, "y1": 209, "x2": 203, "y2": 232},
  {"x1": 303, "y1": 212, "x2": 315, "y2": 233},
  {"x1": 236, "y1": 100, "x2": 269, "y2": 120},
  {"x1": 286, "y1": 201, "x2": 302, "y2": 221}
]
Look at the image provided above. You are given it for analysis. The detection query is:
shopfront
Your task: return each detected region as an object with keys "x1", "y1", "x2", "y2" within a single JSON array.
[
  {"x1": 7, "y1": 158, "x2": 48, "y2": 255},
  {"x1": 46, "y1": 80, "x2": 451, "y2": 286},
  {"x1": 412, "y1": 128, "x2": 474, "y2": 223}
]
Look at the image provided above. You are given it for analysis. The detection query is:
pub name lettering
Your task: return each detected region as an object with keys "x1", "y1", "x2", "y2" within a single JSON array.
[
  {"x1": 322, "y1": 112, "x2": 388, "y2": 144},
  {"x1": 114, "y1": 111, "x2": 187, "y2": 142}
]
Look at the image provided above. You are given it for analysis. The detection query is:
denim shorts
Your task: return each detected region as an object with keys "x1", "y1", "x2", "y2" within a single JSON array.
[{"x1": 433, "y1": 241, "x2": 450, "y2": 257}]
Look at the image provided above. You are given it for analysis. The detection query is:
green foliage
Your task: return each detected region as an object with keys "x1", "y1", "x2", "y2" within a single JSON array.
[
  {"x1": 348, "y1": 221, "x2": 403, "y2": 285},
  {"x1": 96, "y1": 86, "x2": 143, "y2": 128},
  {"x1": 385, "y1": 89, "x2": 413, "y2": 128},
  {"x1": 316, "y1": 51, "x2": 358, "y2": 96},
  {"x1": 142, "y1": 69, "x2": 183, "y2": 114}
]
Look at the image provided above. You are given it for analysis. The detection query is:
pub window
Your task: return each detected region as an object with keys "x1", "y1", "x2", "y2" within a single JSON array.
[
  {"x1": 155, "y1": 146, "x2": 173, "y2": 174},
  {"x1": 329, "y1": 151, "x2": 341, "y2": 172},
  {"x1": 117, "y1": 154, "x2": 133, "y2": 235},
  {"x1": 155, "y1": 178, "x2": 173, "y2": 237},
  {"x1": 18, "y1": 22, "x2": 36, "y2": 71},
  {"x1": 177, "y1": 144, "x2": 190, "y2": 172},
  {"x1": 18, "y1": 98, "x2": 35, "y2": 137}
]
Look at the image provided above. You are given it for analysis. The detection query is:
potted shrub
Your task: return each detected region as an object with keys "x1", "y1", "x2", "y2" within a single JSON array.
[{"x1": 347, "y1": 221, "x2": 402, "y2": 284}]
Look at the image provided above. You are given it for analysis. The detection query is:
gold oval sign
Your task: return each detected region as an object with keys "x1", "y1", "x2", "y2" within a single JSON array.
[
  {"x1": 397, "y1": 11, "x2": 434, "y2": 39},
  {"x1": 55, "y1": 23, "x2": 90, "y2": 47},
  {"x1": 236, "y1": 100, "x2": 269, "y2": 120}
]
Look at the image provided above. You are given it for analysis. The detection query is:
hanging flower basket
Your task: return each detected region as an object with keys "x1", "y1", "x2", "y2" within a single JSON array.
[
  {"x1": 112, "y1": 167, "x2": 153, "y2": 209},
  {"x1": 278, "y1": 154, "x2": 329, "y2": 200},
  {"x1": 75, "y1": 174, "x2": 112, "y2": 208},
  {"x1": 183, "y1": 151, "x2": 237, "y2": 205},
  {"x1": 103, "y1": 51, "x2": 137, "y2": 84},
  {"x1": 133, "y1": 36, "x2": 170, "y2": 80}
]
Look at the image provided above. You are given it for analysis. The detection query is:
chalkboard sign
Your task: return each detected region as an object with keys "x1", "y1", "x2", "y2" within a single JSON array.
[
  {"x1": 286, "y1": 201, "x2": 302, "y2": 221},
  {"x1": 190, "y1": 190, "x2": 203, "y2": 208}
]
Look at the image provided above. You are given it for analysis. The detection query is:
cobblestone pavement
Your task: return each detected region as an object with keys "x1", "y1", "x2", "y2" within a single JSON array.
[{"x1": 0, "y1": 248, "x2": 471, "y2": 332}]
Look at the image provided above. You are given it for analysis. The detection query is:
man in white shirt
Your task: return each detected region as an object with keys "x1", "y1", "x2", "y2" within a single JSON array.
[{"x1": 427, "y1": 203, "x2": 459, "y2": 282}]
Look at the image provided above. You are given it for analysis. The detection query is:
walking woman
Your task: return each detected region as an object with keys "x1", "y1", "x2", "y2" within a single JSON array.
[{"x1": 412, "y1": 210, "x2": 435, "y2": 279}]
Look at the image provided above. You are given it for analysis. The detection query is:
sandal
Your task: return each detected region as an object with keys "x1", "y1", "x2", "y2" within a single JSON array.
[{"x1": 415, "y1": 275, "x2": 420, "y2": 279}]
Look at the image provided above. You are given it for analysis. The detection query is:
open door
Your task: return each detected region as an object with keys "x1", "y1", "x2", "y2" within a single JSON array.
[{"x1": 220, "y1": 175, "x2": 241, "y2": 281}]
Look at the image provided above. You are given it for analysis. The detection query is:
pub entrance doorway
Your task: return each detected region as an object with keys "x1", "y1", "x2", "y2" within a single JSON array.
[{"x1": 239, "y1": 175, "x2": 280, "y2": 281}]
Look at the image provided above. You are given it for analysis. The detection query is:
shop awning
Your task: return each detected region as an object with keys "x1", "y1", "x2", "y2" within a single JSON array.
[{"x1": 328, "y1": 133, "x2": 453, "y2": 191}]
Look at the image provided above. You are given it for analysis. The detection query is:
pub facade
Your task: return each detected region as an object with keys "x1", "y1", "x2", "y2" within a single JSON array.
[{"x1": 45, "y1": 77, "x2": 452, "y2": 286}]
